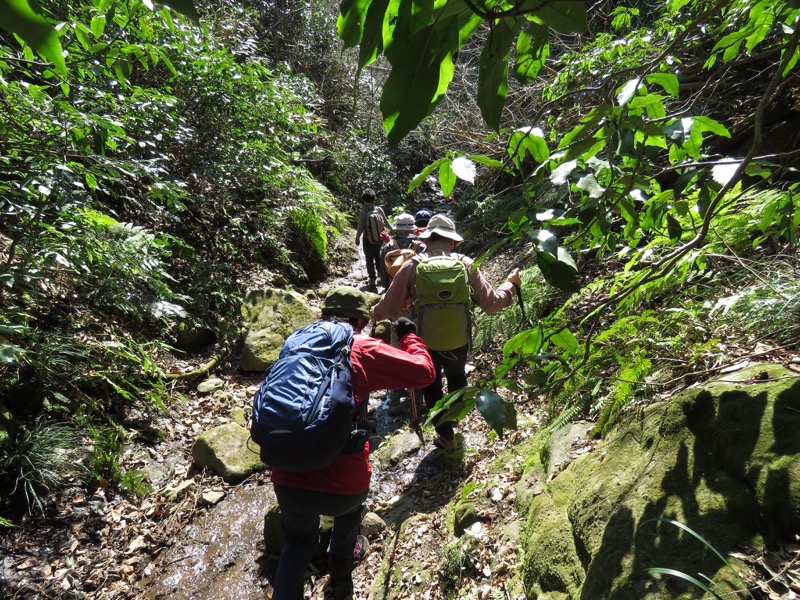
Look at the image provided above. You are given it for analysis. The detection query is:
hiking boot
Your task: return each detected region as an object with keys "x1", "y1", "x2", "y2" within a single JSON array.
[
  {"x1": 433, "y1": 433, "x2": 459, "y2": 451},
  {"x1": 353, "y1": 534, "x2": 369, "y2": 562},
  {"x1": 325, "y1": 555, "x2": 355, "y2": 600},
  {"x1": 323, "y1": 576, "x2": 354, "y2": 600},
  {"x1": 433, "y1": 422, "x2": 458, "y2": 450}
]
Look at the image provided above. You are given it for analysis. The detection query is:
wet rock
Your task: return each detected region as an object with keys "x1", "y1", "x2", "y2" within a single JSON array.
[
  {"x1": 361, "y1": 512, "x2": 386, "y2": 539},
  {"x1": 197, "y1": 377, "x2": 224, "y2": 394},
  {"x1": 372, "y1": 431, "x2": 423, "y2": 467},
  {"x1": 239, "y1": 288, "x2": 316, "y2": 372},
  {"x1": 200, "y1": 489, "x2": 226, "y2": 506},
  {"x1": 164, "y1": 479, "x2": 196, "y2": 502},
  {"x1": 191, "y1": 422, "x2": 265, "y2": 483}
]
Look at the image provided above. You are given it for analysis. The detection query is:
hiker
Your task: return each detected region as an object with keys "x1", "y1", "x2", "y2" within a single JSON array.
[
  {"x1": 370, "y1": 214, "x2": 522, "y2": 450},
  {"x1": 354, "y1": 188, "x2": 389, "y2": 292},
  {"x1": 379, "y1": 213, "x2": 424, "y2": 288},
  {"x1": 270, "y1": 287, "x2": 435, "y2": 600},
  {"x1": 414, "y1": 209, "x2": 432, "y2": 234}
]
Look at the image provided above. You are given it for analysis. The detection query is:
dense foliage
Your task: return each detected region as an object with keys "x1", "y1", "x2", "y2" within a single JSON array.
[
  {"x1": 0, "y1": 0, "x2": 402, "y2": 514},
  {"x1": 338, "y1": 0, "x2": 800, "y2": 437}
]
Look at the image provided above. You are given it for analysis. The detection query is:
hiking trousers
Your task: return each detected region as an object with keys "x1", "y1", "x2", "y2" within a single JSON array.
[
  {"x1": 422, "y1": 344, "x2": 469, "y2": 434},
  {"x1": 272, "y1": 485, "x2": 368, "y2": 600},
  {"x1": 362, "y1": 240, "x2": 382, "y2": 286}
]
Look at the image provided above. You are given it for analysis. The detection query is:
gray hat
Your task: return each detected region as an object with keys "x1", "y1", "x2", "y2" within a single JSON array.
[
  {"x1": 393, "y1": 213, "x2": 417, "y2": 232},
  {"x1": 417, "y1": 214, "x2": 463, "y2": 242}
]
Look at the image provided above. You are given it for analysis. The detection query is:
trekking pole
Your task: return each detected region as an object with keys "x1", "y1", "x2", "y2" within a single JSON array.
[
  {"x1": 514, "y1": 283, "x2": 532, "y2": 328},
  {"x1": 409, "y1": 388, "x2": 424, "y2": 442}
]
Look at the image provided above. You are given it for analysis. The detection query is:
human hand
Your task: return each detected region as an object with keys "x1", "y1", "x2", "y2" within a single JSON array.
[
  {"x1": 393, "y1": 317, "x2": 416, "y2": 339},
  {"x1": 507, "y1": 268, "x2": 522, "y2": 288}
]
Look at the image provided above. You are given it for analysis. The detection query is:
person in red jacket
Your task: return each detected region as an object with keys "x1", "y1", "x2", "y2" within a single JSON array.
[{"x1": 270, "y1": 287, "x2": 435, "y2": 600}]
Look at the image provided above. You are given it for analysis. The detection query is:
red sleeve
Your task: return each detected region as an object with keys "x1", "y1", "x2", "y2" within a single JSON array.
[{"x1": 350, "y1": 333, "x2": 435, "y2": 399}]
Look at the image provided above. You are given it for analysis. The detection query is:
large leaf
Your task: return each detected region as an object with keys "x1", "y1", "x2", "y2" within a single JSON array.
[
  {"x1": 380, "y1": 8, "x2": 481, "y2": 144},
  {"x1": 337, "y1": 0, "x2": 370, "y2": 48},
  {"x1": 358, "y1": 0, "x2": 388, "y2": 68},
  {"x1": 475, "y1": 388, "x2": 510, "y2": 437},
  {"x1": 381, "y1": 46, "x2": 453, "y2": 146},
  {"x1": 0, "y1": 0, "x2": 66, "y2": 76},
  {"x1": 532, "y1": 230, "x2": 580, "y2": 291},
  {"x1": 515, "y1": 20, "x2": 549, "y2": 82},
  {"x1": 439, "y1": 159, "x2": 457, "y2": 196},
  {"x1": 478, "y1": 19, "x2": 516, "y2": 130},
  {"x1": 162, "y1": 0, "x2": 199, "y2": 21},
  {"x1": 425, "y1": 386, "x2": 478, "y2": 426},
  {"x1": 509, "y1": 126, "x2": 550, "y2": 168},
  {"x1": 531, "y1": 0, "x2": 588, "y2": 34},
  {"x1": 451, "y1": 156, "x2": 476, "y2": 183}
]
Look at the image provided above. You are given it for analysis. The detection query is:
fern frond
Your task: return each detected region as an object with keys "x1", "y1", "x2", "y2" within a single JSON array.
[{"x1": 594, "y1": 353, "x2": 652, "y2": 435}]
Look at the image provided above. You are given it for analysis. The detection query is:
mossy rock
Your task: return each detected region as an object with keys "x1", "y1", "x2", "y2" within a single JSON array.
[
  {"x1": 191, "y1": 423, "x2": 265, "y2": 483},
  {"x1": 238, "y1": 288, "x2": 316, "y2": 372},
  {"x1": 520, "y1": 363, "x2": 800, "y2": 599}
]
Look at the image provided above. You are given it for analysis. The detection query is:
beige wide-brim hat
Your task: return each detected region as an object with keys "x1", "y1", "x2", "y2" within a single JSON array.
[{"x1": 418, "y1": 214, "x2": 463, "y2": 242}]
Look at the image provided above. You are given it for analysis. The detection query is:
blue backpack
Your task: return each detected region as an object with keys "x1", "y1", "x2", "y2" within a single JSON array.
[{"x1": 251, "y1": 319, "x2": 369, "y2": 471}]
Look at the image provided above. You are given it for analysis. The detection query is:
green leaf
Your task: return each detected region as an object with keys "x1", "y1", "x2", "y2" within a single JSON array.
[
  {"x1": 667, "y1": 214, "x2": 682, "y2": 241},
  {"x1": 531, "y1": 0, "x2": 588, "y2": 33},
  {"x1": 509, "y1": 127, "x2": 550, "y2": 167},
  {"x1": 381, "y1": 16, "x2": 464, "y2": 145},
  {"x1": 408, "y1": 158, "x2": 447, "y2": 192},
  {"x1": 380, "y1": 7, "x2": 481, "y2": 144},
  {"x1": 338, "y1": 0, "x2": 369, "y2": 48},
  {"x1": 478, "y1": 19, "x2": 516, "y2": 130},
  {"x1": 646, "y1": 72, "x2": 679, "y2": 97},
  {"x1": 425, "y1": 387, "x2": 478, "y2": 426},
  {"x1": 551, "y1": 159, "x2": 577, "y2": 185},
  {"x1": 577, "y1": 173, "x2": 604, "y2": 198},
  {"x1": 439, "y1": 160, "x2": 457, "y2": 196},
  {"x1": 161, "y1": 0, "x2": 199, "y2": 21},
  {"x1": 515, "y1": 20, "x2": 549, "y2": 82},
  {"x1": 538, "y1": 255, "x2": 580, "y2": 292},
  {"x1": 468, "y1": 154, "x2": 506, "y2": 170},
  {"x1": 692, "y1": 115, "x2": 730, "y2": 138},
  {"x1": 358, "y1": 0, "x2": 388, "y2": 68},
  {"x1": 475, "y1": 388, "x2": 509, "y2": 437},
  {"x1": 0, "y1": 0, "x2": 67, "y2": 77},
  {"x1": 550, "y1": 328, "x2": 578, "y2": 353},
  {"x1": 531, "y1": 229, "x2": 558, "y2": 256},
  {"x1": 90, "y1": 15, "x2": 106, "y2": 38}
]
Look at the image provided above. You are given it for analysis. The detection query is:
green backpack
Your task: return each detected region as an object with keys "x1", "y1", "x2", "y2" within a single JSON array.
[{"x1": 414, "y1": 255, "x2": 472, "y2": 351}]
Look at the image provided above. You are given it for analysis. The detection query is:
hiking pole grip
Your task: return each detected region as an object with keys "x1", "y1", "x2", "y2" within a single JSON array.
[{"x1": 513, "y1": 282, "x2": 531, "y2": 327}]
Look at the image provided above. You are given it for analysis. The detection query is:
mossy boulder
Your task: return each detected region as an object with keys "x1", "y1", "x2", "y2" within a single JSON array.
[
  {"x1": 519, "y1": 363, "x2": 800, "y2": 599},
  {"x1": 238, "y1": 288, "x2": 316, "y2": 372},
  {"x1": 191, "y1": 422, "x2": 266, "y2": 483}
]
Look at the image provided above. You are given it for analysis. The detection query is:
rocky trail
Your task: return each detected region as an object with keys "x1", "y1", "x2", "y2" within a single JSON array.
[{"x1": 1, "y1": 227, "x2": 558, "y2": 599}]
